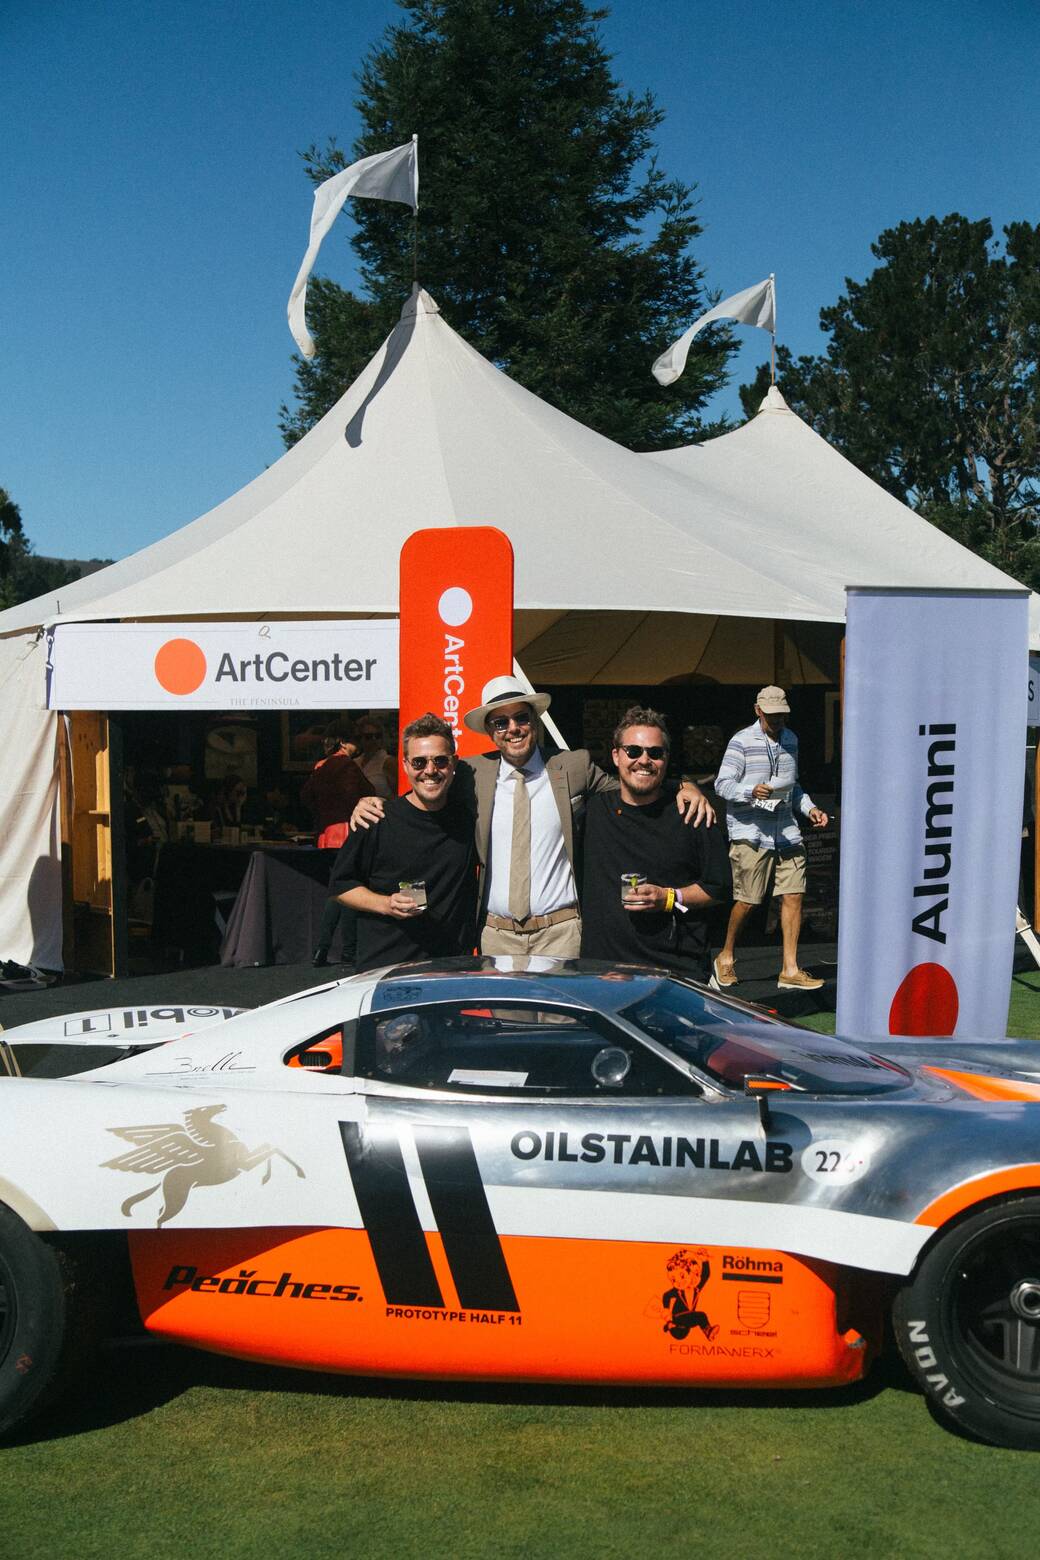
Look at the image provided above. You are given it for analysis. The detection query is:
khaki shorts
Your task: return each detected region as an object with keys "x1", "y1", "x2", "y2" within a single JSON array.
[{"x1": 729, "y1": 842, "x2": 807, "y2": 904}]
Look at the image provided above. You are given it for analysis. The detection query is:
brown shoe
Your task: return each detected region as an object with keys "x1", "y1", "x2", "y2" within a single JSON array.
[
  {"x1": 710, "y1": 956, "x2": 738, "y2": 990},
  {"x1": 777, "y1": 969, "x2": 824, "y2": 991}
]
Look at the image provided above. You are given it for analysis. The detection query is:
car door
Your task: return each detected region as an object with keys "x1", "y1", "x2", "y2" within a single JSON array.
[{"x1": 340, "y1": 996, "x2": 865, "y2": 1388}]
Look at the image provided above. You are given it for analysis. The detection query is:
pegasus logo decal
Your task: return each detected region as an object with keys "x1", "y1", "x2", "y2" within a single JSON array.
[{"x1": 103, "y1": 1104, "x2": 305, "y2": 1226}]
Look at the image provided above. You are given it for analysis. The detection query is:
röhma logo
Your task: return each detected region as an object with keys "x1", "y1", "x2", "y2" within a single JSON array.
[
  {"x1": 154, "y1": 638, "x2": 207, "y2": 696},
  {"x1": 888, "y1": 962, "x2": 959, "y2": 1037}
]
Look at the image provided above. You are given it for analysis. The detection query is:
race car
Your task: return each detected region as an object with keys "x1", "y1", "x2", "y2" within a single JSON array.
[{"x1": 3, "y1": 958, "x2": 1040, "y2": 1449}]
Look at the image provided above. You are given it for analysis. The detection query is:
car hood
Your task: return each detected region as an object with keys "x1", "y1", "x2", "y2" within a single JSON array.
[{"x1": 880, "y1": 1036, "x2": 1040, "y2": 1098}]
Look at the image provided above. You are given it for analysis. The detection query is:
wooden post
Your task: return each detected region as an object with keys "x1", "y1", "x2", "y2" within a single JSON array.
[
  {"x1": 57, "y1": 714, "x2": 75, "y2": 971},
  {"x1": 109, "y1": 712, "x2": 128, "y2": 977},
  {"x1": 68, "y1": 711, "x2": 116, "y2": 976}
]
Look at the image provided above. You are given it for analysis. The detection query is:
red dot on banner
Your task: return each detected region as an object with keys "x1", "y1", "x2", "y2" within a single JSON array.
[
  {"x1": 888, "y1": 963, "x2": 959, "y2": 1036},
  {"x1": 154, "y1": 638, "x2": 207, "y2": 695}
]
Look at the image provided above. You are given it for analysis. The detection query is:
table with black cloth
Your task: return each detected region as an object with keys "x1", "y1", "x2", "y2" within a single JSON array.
[
  {"x1": 150, "y1": 841, "x2": 342, "y2": 968},
  {"x1": 219, "y1": 847, "x2": 343, "y2": 967}
]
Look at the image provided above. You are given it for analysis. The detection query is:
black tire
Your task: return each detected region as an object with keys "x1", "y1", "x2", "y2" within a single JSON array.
[
  {"x1": 0, "y1": 1202, "x2": 72, "y2": 1437},
  {"x1": 893, "y1": 1195, "x2": 1040, "y2": 1449}
]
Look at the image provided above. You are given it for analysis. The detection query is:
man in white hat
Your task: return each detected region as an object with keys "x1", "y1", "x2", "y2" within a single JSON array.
[
  {"x1": 712, "y1": 687, "x2": 829, "y2": 991},
  {"x1": 352, "y1": 674, "x2": 711, "y2": 958}
]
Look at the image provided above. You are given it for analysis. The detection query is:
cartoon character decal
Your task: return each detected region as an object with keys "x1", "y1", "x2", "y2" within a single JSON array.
[{"x1": 660, "y1": 1246, "x2": 718, "y2": 1341}]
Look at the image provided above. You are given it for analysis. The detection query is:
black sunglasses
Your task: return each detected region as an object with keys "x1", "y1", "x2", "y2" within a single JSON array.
[
  {"x1": 407, "y1": 754, "x2": 453, "y2": 771},
  {"x1": 488, "y1": 711, "x2": 533, "y2": 732},
  {"x1": 619, "y1": 744, "x2": 667, "y2": 761}
]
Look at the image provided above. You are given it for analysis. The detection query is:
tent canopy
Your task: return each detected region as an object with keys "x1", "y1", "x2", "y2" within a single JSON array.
[
  {"x1": 2, "y1": 290, "x2": 1033, "y2": 681},
  {"x1": 648, "y1": 384, "x2": 1030, "y2": 619}
]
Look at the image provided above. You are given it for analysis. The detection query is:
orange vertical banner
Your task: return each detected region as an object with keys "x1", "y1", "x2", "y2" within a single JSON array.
[{"x1": 398, "y1": 527, "x2": 514, "y2": 792}]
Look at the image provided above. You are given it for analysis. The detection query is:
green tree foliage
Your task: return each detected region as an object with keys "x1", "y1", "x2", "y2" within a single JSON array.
[
  {"x1": 281, "y1": 0, "x2": 732, "y2": 450},
  {"x1": 0, "y1": 488, "x2": 99, "y2": 611},
  {"x1": 0, "y1": 538, "x2": 87, "y2": 611},
  {"x1": 740, "y1": 215, "x2": 1040, "y2": 588},
  {"x1": 0, "y1": 487, "x2": 24, "y2": 586}
]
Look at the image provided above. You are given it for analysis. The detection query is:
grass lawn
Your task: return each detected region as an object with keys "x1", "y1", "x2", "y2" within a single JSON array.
[
  {"x1": 798, "y1": 966, "x2": 1040, "y2": 1040},
  {"x1": 6, "y1": 970, "x2": 1040, "y2": 1558},
  {"x1": 3, "y1": 1345, "x2": 1040, "y2": 1560}
]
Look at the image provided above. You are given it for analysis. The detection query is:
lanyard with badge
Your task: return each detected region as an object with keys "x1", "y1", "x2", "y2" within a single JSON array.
[{"x1": 753, "y1": 733, "x2": 784, "y2": 814}]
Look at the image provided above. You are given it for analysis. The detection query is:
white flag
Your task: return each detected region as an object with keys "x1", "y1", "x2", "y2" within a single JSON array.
[
  {"x1": 652, "y1": 275, "x2": 775, "y2": 386},
  {"x1": 288, "y1": 138, "x2": 419, "y2": 358}
]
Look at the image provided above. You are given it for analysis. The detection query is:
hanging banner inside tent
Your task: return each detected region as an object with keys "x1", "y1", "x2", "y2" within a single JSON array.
[
  {"x1": 46, "y1": 621, "x2": 399, "y2": 711},
  {"x1": 1027, "y1": 655, "x2": 1040, "y2": 726},
  {"x1": 399, "y1": 527, "x2": 514, "y2": 790},
  {"x1": 836, "y1": 587, "x2": 1028, "y2": 1042}
]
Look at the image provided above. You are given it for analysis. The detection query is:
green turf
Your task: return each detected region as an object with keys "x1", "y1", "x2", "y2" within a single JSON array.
[
  {"x1": 796, "y1": 966, "x2": 1040, "y2": 1041},
  {"x1": 2, "y1": 1347, "x2": 1039, "y2": 1559}
]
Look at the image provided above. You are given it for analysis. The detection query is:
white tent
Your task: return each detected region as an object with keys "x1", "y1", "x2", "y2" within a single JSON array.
[
  {"x1": 647, "y1": 384, "x2": 1035, "y2": 628},
  {"x1": 0, "y1": 290, "x2": 837, "y2": 639},
  {"x1": 1, "y1": 288, "x2": 1031, "y2": 967},
  {"x1": 3, "y1": 289, "x2": 1026, "y2": 659}
]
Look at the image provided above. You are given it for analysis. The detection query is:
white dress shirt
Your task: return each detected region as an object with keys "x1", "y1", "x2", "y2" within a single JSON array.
[{"x1": 487, "y1": 748, "x2": 578, "y2": 918}]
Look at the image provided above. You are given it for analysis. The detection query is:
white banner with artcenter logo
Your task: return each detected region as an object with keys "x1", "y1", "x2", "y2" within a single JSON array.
[
  {"x1": 46, "y1": 620, "x2": 399, "y2": 710},
  {"x1": 836, "y1": 587, "x2": 1028, "y2": 1042}
]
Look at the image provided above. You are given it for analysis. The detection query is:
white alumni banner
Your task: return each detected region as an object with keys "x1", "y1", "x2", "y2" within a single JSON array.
[
  {"x1": 836, "y1": 587, "x2": 1028, "y2": 1042},
  {"x1": 46, "y1": 621, "x2": 399, "y2": 711}
]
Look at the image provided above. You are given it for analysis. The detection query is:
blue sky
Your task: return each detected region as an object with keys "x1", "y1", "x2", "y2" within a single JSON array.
[{"x1": 4, "y1": 0, "x2": 1038, "y2": 563}]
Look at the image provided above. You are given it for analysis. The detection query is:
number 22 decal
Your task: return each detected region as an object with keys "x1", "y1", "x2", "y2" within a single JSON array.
[{"x1": 800, "y1": 1138, "x2": 870, "y2": 1183}]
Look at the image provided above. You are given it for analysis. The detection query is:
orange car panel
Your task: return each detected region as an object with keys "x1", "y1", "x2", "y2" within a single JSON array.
[
  {"x1": 922, "y1": 1066, "x2": 1040, "y2": 1103},
  {"x1": 130, "y1": 1226, "x2": 874, "y2": 1389},
  {"x1": 915, "y1": 1164, "x2": 1040, "y2": 1228}
]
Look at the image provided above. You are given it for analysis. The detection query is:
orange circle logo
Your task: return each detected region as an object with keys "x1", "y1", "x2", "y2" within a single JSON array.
[{"x1": 154, "y1": 638, "x2": 207, "y2": 695}]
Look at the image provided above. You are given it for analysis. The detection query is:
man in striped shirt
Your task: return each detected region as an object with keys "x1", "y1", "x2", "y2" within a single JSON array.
[{"x1": 712, "y1": 687, "x2": 829, "y2": 992}]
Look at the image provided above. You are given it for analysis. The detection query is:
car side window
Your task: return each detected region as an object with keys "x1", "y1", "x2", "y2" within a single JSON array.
[
  {"x1": 284, "y1": 1020, "x2": 358, "y2": 1075},
  {"x1": 357, "y1": 1003, "x2": 700, "y2": 1097}
]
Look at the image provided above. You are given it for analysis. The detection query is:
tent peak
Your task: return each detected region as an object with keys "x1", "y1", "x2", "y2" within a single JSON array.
[
  {"x1": 400, "y1": 285, "x2": 440, "y2": 320},
  {"x1": 757, "y1": 385, "x2": 791, "y2": 415}
]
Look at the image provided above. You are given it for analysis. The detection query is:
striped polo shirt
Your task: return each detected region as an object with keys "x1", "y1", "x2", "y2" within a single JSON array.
[{"x1": 715, "y1": 720, "x2": 816, "y2": 850}]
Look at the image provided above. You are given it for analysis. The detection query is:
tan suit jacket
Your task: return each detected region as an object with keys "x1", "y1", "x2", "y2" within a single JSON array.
[{"x1": 462, "y1": 749, "x2": 617, "y2": 911}]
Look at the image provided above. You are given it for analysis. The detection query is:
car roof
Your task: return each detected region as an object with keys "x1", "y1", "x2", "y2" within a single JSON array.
[{"x1": 368, "y1": 957, "x2": 670, "y2": 1013}]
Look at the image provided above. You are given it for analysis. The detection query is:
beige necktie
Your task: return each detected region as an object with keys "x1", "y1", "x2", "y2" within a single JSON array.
[{"x1": 508, "y1": 767, "x2": 532, "y2": 921}]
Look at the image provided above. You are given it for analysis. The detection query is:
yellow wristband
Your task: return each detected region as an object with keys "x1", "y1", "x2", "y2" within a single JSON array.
[{"x1": 664, "y1": 887, "x2": 676, "y2": 913}]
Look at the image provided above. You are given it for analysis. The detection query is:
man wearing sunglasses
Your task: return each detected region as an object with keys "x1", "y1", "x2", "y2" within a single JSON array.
[
  {"x1": 352, "y1": 675, "x2": 712, "y2": 959},
  {"x1": 579, "y1": 707, "x2": 731, "y2": 979},
  {"x1": 329, "y1": 713, "x2": 476, "y2": 972}
]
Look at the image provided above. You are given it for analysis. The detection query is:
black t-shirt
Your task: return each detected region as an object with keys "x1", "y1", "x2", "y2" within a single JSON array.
[
  {"x1": 328, "y1": 792, "x2": 477, "y2": 971},
  {"x1": 580, "y1": 789, "x2": 732, "y2": 979}
]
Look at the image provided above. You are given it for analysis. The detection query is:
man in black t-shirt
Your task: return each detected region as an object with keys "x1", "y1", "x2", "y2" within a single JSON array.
[
  {"x1": 581, "y1": 707, "x2": 731, "y2": 981},
  {"x1": 329, "y1": 713, "x2": 477, "y2": 972}
]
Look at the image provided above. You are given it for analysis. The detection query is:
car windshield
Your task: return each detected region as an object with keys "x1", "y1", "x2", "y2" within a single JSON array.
[{"x1": 620, "y1": 981, "x2": 912, "y2": 1095}]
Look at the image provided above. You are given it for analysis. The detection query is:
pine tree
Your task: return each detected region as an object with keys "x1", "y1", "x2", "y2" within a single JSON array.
[{"x1": 281, "y1": 0, "x2": 731, "y2": 450}]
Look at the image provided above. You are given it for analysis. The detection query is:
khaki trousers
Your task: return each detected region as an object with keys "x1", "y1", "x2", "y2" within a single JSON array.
[{"x1": 480, "y1": 916, "x2": 583, "y2": 960}]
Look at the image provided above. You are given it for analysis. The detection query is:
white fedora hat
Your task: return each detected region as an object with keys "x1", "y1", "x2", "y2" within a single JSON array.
[{"x1": 463, "y1": 675, "x2": 552, "y2": 734}]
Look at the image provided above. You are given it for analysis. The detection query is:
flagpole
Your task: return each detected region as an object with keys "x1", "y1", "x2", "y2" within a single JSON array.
[
  {"x1": 411, "y1": 133, "x2": 419, "y2": 284},
  {"x1": 770, "y1": 273, "x2": 776, "y2": 384}
]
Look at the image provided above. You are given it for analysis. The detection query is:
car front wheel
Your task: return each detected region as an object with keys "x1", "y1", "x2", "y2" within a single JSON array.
[
  {"x1": 893, "y1": 1195, "x2": 1040, "y2": 1448},
  {"x1": 0, "y1": 1202, "x2": 74, "y2": 1438}
]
